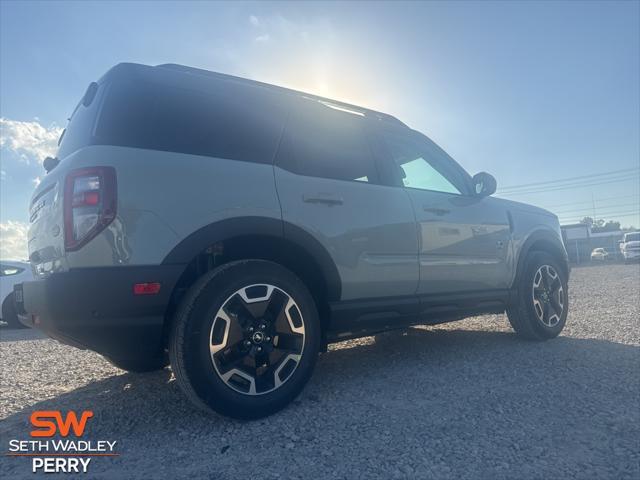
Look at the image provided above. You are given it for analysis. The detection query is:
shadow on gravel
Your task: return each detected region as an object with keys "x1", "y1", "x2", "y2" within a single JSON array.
[
  {"x1": 1, "y1": 328, "x2": 638, "y2": 478},
  {"x1": 2, "y1": 328, "x2": 638, "y2": 428},
  {"x1": 0, "y1": 327, "x2": 45, "y2": 343}
]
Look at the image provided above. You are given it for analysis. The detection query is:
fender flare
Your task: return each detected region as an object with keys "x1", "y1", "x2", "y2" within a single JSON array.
[
  {"x1": 513, "y1": 228, "x2": 569, "y2": 287},
  {"x1": 161, "y1": 216, "x2": 342, "y2": 301}
]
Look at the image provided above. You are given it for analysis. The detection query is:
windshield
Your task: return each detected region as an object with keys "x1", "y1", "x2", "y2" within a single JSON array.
[{"x1": 624, "y1": 232, "x2": 640, "y2": 242}]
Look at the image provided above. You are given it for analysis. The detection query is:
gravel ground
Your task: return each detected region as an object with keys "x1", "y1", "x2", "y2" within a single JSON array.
[{"x1": 1, "y1": 263, "x2": 638, "y2": 479}]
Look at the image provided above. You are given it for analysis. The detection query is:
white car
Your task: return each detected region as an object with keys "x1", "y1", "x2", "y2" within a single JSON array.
[
  {"x1": 620, "y1": 232, "x2": 640, "y2": 263},
  {"x1": 1, "y1": 261, "x2": 33, "y2": 328},
  {"x1": 590, "y1": 248, "x2": 609, "y2": 261}
]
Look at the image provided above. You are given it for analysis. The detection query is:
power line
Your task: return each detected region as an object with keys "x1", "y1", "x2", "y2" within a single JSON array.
[
  {"x1": 552, "y1": 202, "x2": 640, "y2": 215},
  {"x1": 559, "y1": 211, "x2": 640, "y2": 222},
  {"x1": 496, "y1": 175, "x2": 639, "y2": 196},
  {"x1": 533, "y1": 194, "x2": 640, "y2": 210},
  {"x1": 498, "y1": 167, "x2": 639, "y2": 191}
]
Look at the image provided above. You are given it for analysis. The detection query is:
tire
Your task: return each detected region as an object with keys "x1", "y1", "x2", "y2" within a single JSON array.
[
  {"x1": 169, "y1": 260, "x2": 321, "y2": 419},
  {"x1": 105, "y1": 354, "x2": 168, "y2": 373},
  {"x1": 507, "y1": 251, "x2": 569, "y2": 340},
  {"x1": 2, "y1": 293, "x2": 27, "y2": 329}
]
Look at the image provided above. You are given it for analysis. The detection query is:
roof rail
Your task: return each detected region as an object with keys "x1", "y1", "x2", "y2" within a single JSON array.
[{"x1": 156, "y1": 63, "x2": 406, "y2": 127}]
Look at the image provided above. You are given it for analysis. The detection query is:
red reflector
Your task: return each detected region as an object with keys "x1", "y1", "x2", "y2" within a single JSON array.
[
  {"x1": 84, "y1": 191, "x2": 100, "y2": 205},
  {"x1": 72, "y1": 191, "x2": 100, "y2": 207},
  {"x1": 133, "y1": 283, "x2": 161, "y2": 295}
]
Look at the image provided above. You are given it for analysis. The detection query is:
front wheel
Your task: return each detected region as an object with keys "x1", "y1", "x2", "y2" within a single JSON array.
[
  {"x1": 169, "y1": 260, "x2": 321, "y2": 419},
  {"x1": 507, "y1": 251, "x2": 569, "y2": 340}
]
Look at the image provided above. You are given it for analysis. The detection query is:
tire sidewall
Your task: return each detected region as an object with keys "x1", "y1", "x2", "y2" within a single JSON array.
[
  {"x1": 178, "y1": 260, "x2": 320, "y2": 417},
  {"x1": 2, "y1": 292, "x2": 26, "y2": 329},
  {"x1": 520, "y1": 252, "x2": 569, "y2": 339}
]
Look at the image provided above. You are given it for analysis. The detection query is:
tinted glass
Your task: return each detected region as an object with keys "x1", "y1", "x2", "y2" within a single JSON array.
[
  {"x1": 94, "y1": 78, "x2": 286, "y2": 163},
  {"x1": 0, "y1": 265, "x2": 24, "y2": 276},
  {"x1": 57, "y1": 84, "x2": 103, "y2": 159},
  {"x1": 278, "y1": 101, "x2": 379, "y2": 183},
  {"x1": 625, "y1": 232, "x2": 640, "y2": 242},
  {"x1": 380, "y1": 131, "x2": 469, "y2": 194}
]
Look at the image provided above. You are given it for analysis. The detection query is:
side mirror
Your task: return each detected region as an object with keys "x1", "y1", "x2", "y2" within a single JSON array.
[{"x1": 472, "y1": 172, "x2": 497, "y2": 197}]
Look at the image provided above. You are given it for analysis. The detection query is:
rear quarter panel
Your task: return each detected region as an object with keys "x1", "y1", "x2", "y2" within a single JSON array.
[{"x1": 42, "y1": 145, "x2": 282, "y2": 269}]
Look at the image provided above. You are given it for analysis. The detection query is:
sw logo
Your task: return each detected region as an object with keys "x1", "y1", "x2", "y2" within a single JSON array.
[
  {"x1": 30, "y1": 410, "x2": 94, "y2": 437},
  {"x1": 7, "y1": 410, "x2": 118, "y2": 474}
]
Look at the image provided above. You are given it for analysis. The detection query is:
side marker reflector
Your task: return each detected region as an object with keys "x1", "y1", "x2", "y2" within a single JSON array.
[{"x1": 133, "y1": 282, "x2": 161, "y2": 295}]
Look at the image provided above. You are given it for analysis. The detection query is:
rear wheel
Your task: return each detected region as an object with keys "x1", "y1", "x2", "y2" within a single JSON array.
[
  {"x1": 170, "y1": 260, "x2": 320, "y2": 419},
  {"x1": 507, "y1": 251, "x2": 568, "y2": 340}
]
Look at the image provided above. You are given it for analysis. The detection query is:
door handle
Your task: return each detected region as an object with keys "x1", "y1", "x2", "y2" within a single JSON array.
[
  {"x1": 303, "y1": 194, "x2": 344, "y2": 206},
  {"x1": 423, "y1": 207, "x2": 450, "y2": 216}
]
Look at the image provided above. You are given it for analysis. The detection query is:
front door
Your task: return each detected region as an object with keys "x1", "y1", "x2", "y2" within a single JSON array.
[{"x1": 376, "y1": 128, "x2": 512, "y2": 295}]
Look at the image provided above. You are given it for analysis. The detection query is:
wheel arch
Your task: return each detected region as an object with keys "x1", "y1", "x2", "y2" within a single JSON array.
[
  {"x1": 160, "y1": 216, "x2": 341, "y2": 341},
  {"x1": 513, "y1": 229, "x2": 570, "y2": 288},
  {"x1": 1, "y1": 291, "x2": 15, "y2": 321}
]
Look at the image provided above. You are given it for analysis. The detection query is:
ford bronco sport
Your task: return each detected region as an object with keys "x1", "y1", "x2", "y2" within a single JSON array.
[{"x1": 16, "y1": 63, "x2": 570, "y2": 418}]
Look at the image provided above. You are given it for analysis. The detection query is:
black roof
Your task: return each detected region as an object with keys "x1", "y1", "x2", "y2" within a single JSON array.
[{"x1": 154, "y1": 63, "x2": 407, "y2": 128}]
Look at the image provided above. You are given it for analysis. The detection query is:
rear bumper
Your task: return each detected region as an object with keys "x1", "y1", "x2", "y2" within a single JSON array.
[{"x1": 15, "y1": 265, "x2": 184, "y2": 361}]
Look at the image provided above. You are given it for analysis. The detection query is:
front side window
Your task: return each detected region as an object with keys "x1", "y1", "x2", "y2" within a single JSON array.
[
  {"x1": 380, "y1": 131, "x2": 469, "y2": 195},
  {"x1": 277, "y1": 101, "x2": 379, "y2": 183}
]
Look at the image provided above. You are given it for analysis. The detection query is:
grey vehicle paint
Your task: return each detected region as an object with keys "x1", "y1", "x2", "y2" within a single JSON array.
[
  {"x1": 274, "y1": 166, "x2": 419, "y2": 300},
  {"x1": 26, "y1": 62, "x2": 567, "y2": 305},
  {"x1": 406, "y1": 190, "x2": 513, "y2": 294}
]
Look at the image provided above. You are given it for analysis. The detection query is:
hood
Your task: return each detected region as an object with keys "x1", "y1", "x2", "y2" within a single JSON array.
[{"x1": 493, "y1": 197, "x2": 557, "y2": 219}]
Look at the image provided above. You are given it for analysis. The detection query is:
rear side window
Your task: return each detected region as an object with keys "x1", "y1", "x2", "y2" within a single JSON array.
[
  {"x1": 277, "y1": 101, "x2": 379, "y2": 183},
  {"x1": 94, "y1": 78, "x2": 287, "y2": 163}
]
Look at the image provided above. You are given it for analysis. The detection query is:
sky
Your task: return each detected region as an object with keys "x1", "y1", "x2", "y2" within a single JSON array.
[{"x1": 1, "y1": 0, "x2": 639, "y2": 259}]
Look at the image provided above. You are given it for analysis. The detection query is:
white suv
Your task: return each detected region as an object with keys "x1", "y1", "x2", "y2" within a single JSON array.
[{"x1": 620, "y1": 232, "x2": 640, "y2": 263}]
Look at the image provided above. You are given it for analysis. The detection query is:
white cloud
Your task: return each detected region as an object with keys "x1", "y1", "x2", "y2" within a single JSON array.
[
  {"x1": 248, "y1": 14, "x2": 324, "y2": 45},
  {"x1": 32, "y1": 177, "x2": 41, "y2": 187},
  {"x1": 0, "y1": 220, "x2": 29, "y2": 260},
  {"x1": 0, "y1": 117, "x2": 62, "y2": 164}
]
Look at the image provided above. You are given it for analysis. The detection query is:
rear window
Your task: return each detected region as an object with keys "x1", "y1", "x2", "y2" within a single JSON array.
[
  {"x1": 0, "y1": 264, "x2": 25, "y2": 276},
  {"x1": 56, "y1": 83, "x2": 103, "y2": 160},
  {"x1": 58, "y1": 76, "x2": 287, "y2": 164}
]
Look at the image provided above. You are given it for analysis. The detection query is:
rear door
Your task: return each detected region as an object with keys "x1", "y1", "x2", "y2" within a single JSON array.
[
  {"x1": 274, "y1": 100, "x2": 418, "y2": 301},
  {"x1": 375, "y1": 128, "x2": 512, "y2": 295}
]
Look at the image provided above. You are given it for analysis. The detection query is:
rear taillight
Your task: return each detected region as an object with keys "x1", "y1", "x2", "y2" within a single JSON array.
[{"x1": 64, "y1": 167, "x2": 117, "y2": 251}]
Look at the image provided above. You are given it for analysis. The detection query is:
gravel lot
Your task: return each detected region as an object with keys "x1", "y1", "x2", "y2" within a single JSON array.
[{"x1": 1, "y1": 263, "x2": 639, "y2": 479}]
